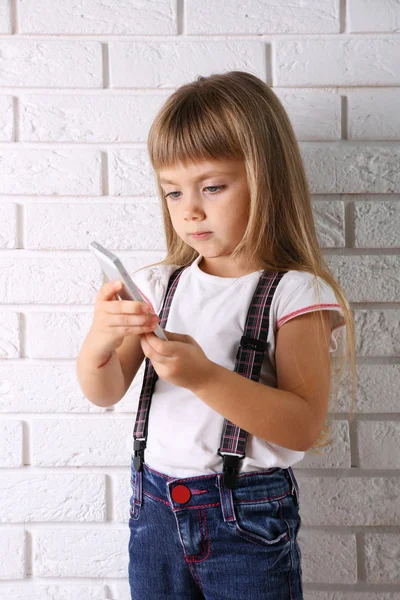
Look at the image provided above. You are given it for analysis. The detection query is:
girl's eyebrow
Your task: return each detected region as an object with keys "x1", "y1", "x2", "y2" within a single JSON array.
[{"x1": 160, "y1": 170, "x2": 232, "y2": 184}]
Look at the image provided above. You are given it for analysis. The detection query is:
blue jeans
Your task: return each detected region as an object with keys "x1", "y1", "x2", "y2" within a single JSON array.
[{"x1": 128, "y1": 458, "x2": 303, "y2": 599}]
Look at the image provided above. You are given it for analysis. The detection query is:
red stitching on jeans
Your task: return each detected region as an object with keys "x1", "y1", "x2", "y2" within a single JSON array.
[
  {"x1": 173, "y1": 502, "x2": 220, "y2": 511},
  {"x1": 235, "y1": 489, "x2": 290, "y2": 504},
  {"x1": 186, "y1": 509, "x2": 210, "y2": 565},
  {"x1": 193, "y1": 509, "x2": 211, "y2": 564},
  {"x1": 178, "y1": 509, "x2": 210, "y2": 567},
  {"x1": 144, "y1": 490, "x2": 169, "y2": 506},
  {"x1": 280, "y1": 498, "x2": 293, "y2": 600}
]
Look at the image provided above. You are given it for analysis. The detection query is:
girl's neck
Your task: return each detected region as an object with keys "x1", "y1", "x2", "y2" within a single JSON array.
[{"x1": 198, "y1": 256, "x2": 262, "y2": 278}]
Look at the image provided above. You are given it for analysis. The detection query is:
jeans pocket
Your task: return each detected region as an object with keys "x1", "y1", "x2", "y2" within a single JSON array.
[{"x1": 232, "y1": 496, "x2": 290, "y2": 547}]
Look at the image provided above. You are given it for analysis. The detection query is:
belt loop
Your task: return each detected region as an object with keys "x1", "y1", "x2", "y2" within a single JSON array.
[
  {"x1": 286, "y1": 467, "x2": 300, "y2": 506},
  {"x1": 132, "y1": 468, "x2": 143, "y2": 519},
  {"x1": 217, "y1": 474, "x2": 236, "y2": 524}
]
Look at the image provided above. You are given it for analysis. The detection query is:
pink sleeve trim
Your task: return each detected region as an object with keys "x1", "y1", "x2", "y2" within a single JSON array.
[{"x1": 277, "y1": 303, "x2": 344, "y2": 330}]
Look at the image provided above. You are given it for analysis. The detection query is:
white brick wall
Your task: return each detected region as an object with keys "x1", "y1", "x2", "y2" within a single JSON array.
[{"x1": 0, "y1": 0, "x2": 399, "y2": 598}]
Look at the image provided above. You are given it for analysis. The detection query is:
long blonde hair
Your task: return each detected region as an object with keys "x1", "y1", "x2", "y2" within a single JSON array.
[{"x1": 133, "y1": 71, "x2": 357, "y2": 455}]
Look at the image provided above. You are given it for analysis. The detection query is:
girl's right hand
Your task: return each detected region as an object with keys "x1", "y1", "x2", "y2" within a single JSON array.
[{"x1": 88, "y1": 280, "x2": 160, "y2": 355}]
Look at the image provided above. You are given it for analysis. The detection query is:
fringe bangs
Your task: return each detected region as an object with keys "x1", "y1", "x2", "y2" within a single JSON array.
[{"x1": 148, "y1": 89, "x2": 243, "y2": 171}]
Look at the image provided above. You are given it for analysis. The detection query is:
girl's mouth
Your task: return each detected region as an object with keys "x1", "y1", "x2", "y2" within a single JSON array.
[{"x1": 191, "y1": 232, "x2": 212, "y2": 240}]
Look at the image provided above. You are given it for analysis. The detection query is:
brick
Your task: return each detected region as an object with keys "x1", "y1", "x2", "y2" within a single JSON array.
[
  {"x1": 0, "y1": 40, "x2": 102, "y2": 88},
  {"x1": 34, "y1": 529, "x2": 129, "y2": 577},
  {"x1": 0, "y1": 149, "x2": 102, "y2": 195},
  {"x1": 357, "y1": 421, "x2": 400, "y2": 468},
  {"x1": 348, "y1": 89, "x2": 400, "y2": 140},
  {"x1": 19, "y1": 0, "x2": 177, "y2": 35},
  {"x1": 364, "y1": 534, "x2": 400, "y2": 583},
  {"x1": 0, "y1": 530, "x2": 25, "y2": 579},
  {"x1": 32, "y1": 418, "x2": 134, "y2": 466},
  {"x1": 0, "y1": 96, "x2": 13, "y2": 140},
  {"x1": 0, "y1": 364, "x2": 103, "y2": 413},
  {"x1": 337, "y1": 364, "x2": 400, "y2": 413},
  {"x1": 275, "y1": 38, "x2": 400, "y2": 86},
  {"x1": 296, "y1": 476, "x2": 400, "y2": 526},
  {"x1": 0, "y1": 585, "x2": 107, "y2": 599},
  {"x1": 0, "y1": 312, "x2": 19, "y2": 358},
  {"x1": 21, "y1": 94, "x2": 168, "y2": 142},
  {"x1": 300, "y1": 143, "x2": 400, "y2": 194},
  {"x1": 0, "y1": 420, "x2": 23, "y2": 467},
  {"x1": 273, "y1": 88, "x2": 341, "y2": 140},
  {"x1": 326, "y1": 254, "x2": 400, "y2": 303},
  {"x1": 0, "y1": 0, "x2": 11, "y2": 33},
  {"x1": 354, "y1": 197, "x2": 400, "y2": 247},
  {"x1": 0, "y1": 473, "x2": 106, "y2": 522},
  {"x1": 186, "y1": 0, "x2": 340, "y2": 34},
  {"x1": 349, "y1": 0, "x2": 400, "y2": 32},
  {"x1": 109, "y1": 148, "x2": 158, "y2": 196},
  {"x1": 0, "y1": 203, "x2": 17, "y2": 248},
  {"x1": 109, "y1": 41, "x2": 265, "y2": 88},
  {"x1": 299, "y1": 531, "x2": 357, "y2": 583},
  {"x1": 25, "y1": 201, "x2": 165, "y2": 249},
  {"x1": 312, "y1": 197, "x2": 345, "y2": 247}
]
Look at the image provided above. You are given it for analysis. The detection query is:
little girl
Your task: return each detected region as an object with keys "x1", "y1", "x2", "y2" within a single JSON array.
[{"x1": 77, "y1": 71, "x2": 354, "y2": 599}]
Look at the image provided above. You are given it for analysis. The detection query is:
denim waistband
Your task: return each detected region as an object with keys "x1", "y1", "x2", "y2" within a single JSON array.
[{"x1": 130, "y1": 459, "x2": 299, "y2": 520}]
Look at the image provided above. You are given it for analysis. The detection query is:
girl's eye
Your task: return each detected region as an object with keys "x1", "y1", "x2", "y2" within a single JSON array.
[{"x1": 165, "y1": 185, "x2": 225, "y2": 199}]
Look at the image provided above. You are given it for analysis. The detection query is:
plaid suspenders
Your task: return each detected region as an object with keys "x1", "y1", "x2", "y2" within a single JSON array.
[
  {"x1": 132, "y1": 265, "x2": 188, "y2": 472},
  {"x1": 132, "y1": 263, "x2": 287, "y2": 490}
]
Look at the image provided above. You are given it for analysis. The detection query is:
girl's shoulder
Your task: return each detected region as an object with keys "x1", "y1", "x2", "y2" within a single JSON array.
[
  {"x1": 131, "y1": 262, "x2": 183, "y2": 315},
  {"x1": 273, "y1": 269, "x2": 345, "y2": 333},
  {"x1": 276, "y1": 269, "x2": 338, "y2": 298}
]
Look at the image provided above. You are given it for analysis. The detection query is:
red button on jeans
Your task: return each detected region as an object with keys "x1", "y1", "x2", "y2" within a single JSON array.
[{"x1": 171, "y1": 484, "x2": 191, "y2": 504}]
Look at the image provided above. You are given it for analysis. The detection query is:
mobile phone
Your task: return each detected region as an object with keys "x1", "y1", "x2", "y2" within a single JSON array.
[{"x1": 88, "y1": 241, "x2": 168, "y2": 341}]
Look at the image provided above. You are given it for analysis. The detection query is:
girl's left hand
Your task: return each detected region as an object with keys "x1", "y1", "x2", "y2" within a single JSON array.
[{"x1": 138, "y1": 330, "x2": 213, "y2": 391}]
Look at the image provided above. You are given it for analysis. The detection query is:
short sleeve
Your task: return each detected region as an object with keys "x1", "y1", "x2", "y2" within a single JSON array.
[
  {"x1": 274, "y1": 274, "x2": 346, "y2": 353},
  {"x1": 131, "y1": 263, "x2": 181, "y2": 316}
]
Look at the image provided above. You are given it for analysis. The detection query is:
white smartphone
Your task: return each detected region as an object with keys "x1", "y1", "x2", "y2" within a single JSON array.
[{"x1": 88, "y1": 241, "x2": 168, "y2": 341}]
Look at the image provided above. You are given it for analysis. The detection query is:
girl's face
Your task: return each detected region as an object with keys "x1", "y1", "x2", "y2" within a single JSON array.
[{"x1": 159, "y1": 158, "x2": 255, "y2": 277}]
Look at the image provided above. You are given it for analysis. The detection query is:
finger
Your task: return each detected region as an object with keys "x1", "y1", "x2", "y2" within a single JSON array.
[
  {"x1": 99, "y1": 280, "x2": 123, "y2": 301},
  {"x1": 163, "y1": 330, "x2": 189, "y2": 341},
  {"x1": 140, "y1": 335, "x2": 150, "y2": 358},
  {"x1": 143, "y1": 332, "x2": 175, "y2": 357},
  {"x1": 98, "y1": 281, "x2": 154, "y2": 315},
  {"x1": 141, "y1": 335, "x2": 167, "y2": 363},
  {"x1": 109, "y1": 300, "x2": 154, "y2": 315}
]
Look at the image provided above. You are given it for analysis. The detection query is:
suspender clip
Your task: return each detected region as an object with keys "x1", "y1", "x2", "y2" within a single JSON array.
[
  {"x1": 221, "y1": 454, "x2": 241, "y2": 490},
  {"x1": 239, "y1": 335, "x2": 267, "y2": 352},
  {"x1": 133, "y1": 439, "x2": 146, "y2": 472}
]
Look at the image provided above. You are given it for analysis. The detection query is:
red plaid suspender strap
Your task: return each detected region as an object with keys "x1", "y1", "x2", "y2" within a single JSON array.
[
  {"x1": 132, "y1": 264, "x2": 189, "y2": 472},
  {"x1": 132, "y1": 264, "x2": 288, "y2": 490},
  {"x1": 217, "y1": 269, "x2": 287, "y2": 488}
]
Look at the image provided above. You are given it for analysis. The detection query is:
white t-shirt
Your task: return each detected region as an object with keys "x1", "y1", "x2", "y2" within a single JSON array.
[{"x1": 125, "y1": 254, "x2": 346, "y2": 478}]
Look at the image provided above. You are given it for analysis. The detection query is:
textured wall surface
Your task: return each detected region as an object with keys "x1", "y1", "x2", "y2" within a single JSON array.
[{"x1": 0, "y1": 0, "x2": 399, "y2": 598}]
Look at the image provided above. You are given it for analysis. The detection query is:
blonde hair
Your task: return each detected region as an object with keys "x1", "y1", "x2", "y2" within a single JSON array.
[{"x1": 128, "y1": 71, "x2": 357, "y2": 455}]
